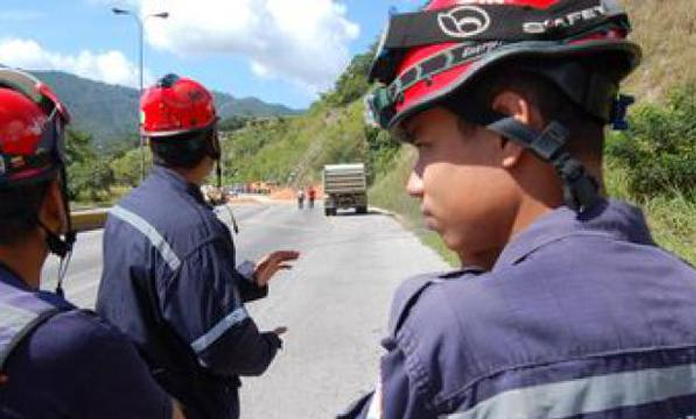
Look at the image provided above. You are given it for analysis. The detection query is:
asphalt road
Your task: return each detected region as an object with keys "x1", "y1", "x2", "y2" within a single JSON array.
[{"x1": 42, "y1": 200, "x2": 450, "y2": 418}]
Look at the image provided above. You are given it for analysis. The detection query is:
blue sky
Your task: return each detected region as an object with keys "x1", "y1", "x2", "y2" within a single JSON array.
[{"x1": 0, "y1": 1, "x2": 422, "y2": 109}]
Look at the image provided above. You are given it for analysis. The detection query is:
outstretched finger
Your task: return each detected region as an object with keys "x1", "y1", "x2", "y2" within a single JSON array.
[{"x1": 271, "y1": 250, "x2": 300, "y2": 261}]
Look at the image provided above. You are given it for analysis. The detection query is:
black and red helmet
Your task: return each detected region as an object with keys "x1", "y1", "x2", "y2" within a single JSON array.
[
  {"x1": 0, "y1": 68, "x2": 71, "y2": 188},
  {"x1": 140, "y1": 74, "x2": 218, "y2": 138},
  {"x1": 365, "y1": 0, "x2": 643, "y2": 213},
  {"x1": 366, "y1": 0, "x2": 641, "y2": 131}
]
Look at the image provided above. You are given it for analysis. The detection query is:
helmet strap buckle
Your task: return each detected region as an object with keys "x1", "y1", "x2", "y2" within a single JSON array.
[
  {"x1": 610, "y1": 94, "x2": 635, "y2": 131},
  {"x1": 530, "y1": 121, "x2": 569, "y2": 161},
  {"x1": 486, "y1": 115, "x2": 599, "y2": 213}
]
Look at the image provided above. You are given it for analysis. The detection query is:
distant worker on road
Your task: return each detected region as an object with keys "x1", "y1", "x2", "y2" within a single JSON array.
[
  {"x1": 96, "y1": 74, "x2": 299, "y2": 419},
  {"x1": 307, "y1": 186, "x2": 316, "y2": 209},
  {"x1": 297, "y1": 187, "x2": 305, "y2": 209},
  {"x1": 342, "y1": 1, "x2": 696, "y2": 418},
  {"x1": 0, "y1": 68, "x2": 183, "y2": 419}
]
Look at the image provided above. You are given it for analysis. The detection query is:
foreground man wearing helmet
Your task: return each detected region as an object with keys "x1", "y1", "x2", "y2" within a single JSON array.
[
  {"x1": 342, "y1": 1, "x2": 696, "y2": 418},
  {"x1": 96, "y1": 74, "x2": 299, "y2": 419},
  {"x1": 0, "y1": 68, "x2": 184, "y2": 418}
]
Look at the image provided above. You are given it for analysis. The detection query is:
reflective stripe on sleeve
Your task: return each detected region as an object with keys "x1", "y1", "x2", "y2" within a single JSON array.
[
  {"x1": 442, "y1": 363, "x2": 696, "y2": 419},
  {"x1": 109, "y1": 206, "x2": 181, "y2": 271},
  {"x1": 190, "y1": 307, "x2": 249, "y2": 354}
]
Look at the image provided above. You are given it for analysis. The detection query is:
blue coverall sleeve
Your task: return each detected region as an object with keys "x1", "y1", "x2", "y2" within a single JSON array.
[
  {"x1": 161, "y1": 238, "x2": 281, "y2": 377},
  {"x1": 235, "y1": 260, "x2": 269, "y2": 303},
  {"x1": 339, "y1": 332, "x2": 432, "y2": 419}
]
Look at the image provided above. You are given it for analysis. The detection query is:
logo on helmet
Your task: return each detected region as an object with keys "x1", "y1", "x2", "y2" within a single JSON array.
[
  {"x1": 523, "y1": 5, "x2": 606, "y2": 34},
  {"x1": 438, "y1": 6, "x2": 491, "y2": 39}
]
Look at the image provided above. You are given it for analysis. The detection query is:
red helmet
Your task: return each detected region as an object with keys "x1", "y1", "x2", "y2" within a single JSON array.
[
  {"x1": 0, "y1": 68, "x2": 71, "y2": 187},
  {"x1": 366, "y1": 0, "x2": 641, "y2": 131},
  {"x1": 140, "y1": 74, "x2": 217, "y2": 138}
]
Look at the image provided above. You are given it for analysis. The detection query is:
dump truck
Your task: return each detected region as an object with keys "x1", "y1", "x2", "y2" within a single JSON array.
[{"x1": 322, "y1": 163, "x2": 368, "y2": 216}]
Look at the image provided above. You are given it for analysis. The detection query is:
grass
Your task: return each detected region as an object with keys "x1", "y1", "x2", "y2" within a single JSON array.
[
  {"x1": 605, "y1": 157, "x2": 696, "y2": 265},
  {"x1": 623, "y1": 0, "x2": 696, "y2": 103}
]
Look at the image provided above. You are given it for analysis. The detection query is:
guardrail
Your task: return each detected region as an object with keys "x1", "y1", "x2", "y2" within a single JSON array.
[
  {"x1": 71, "y1": 208, "x2": 109, "y2": 232},
  {"x1": 70, "y1": 202, "x2": 242, "y2": 233}
]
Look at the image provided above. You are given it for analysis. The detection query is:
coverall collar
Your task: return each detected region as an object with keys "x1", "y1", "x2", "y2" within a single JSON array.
[
  {"x1": 493, "y1": 198, "x2": 655, "y2": 271},
  {"x1": 0, "y1": 262, "x2": 28, "y2": 290},
  {"x1": 150, "y1": 165, "x2": 208, "y2": 206}
]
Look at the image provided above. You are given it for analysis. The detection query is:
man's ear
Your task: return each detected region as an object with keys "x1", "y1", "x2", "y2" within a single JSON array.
[
  {"x1": 37, "y1": 179, "x2": 66, "y2": 234},
  {"x1": 490, "y1": 90, "x2": 542, "y2": 169}
]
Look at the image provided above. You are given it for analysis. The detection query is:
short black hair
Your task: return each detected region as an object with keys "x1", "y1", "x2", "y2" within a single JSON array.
[
  {"x1": 0, "y1": 180, "x2": 52, "y2": 245},
  {"x1": 451, "y1": 61, "x2": 606, "y2": 163},
  {"x1": 149, "y1": 127, "x2": 216, "y2": 169}
]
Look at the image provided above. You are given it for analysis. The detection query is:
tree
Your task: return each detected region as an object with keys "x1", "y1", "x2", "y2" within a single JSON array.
[
  {"x1": 111, "y1": 147, "x2": 150, "y2": 187},
  {"x1": 608, "y1": 80, "x2": 696, "y2": 199},
  {"x1": 64, "y1": 129, "x2": 115, "y2": 202}
]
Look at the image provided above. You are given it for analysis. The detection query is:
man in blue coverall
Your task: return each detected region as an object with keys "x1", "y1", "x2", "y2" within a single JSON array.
[
  {"x1": 342, "y1": 0, "x2": 696, "y2": 418},
  {"x1": 96, "y1": 74, "x2": 299, "y2": 419},
  {"x1": 0, "y1": 68, "x2": 184, "y2": 418}
]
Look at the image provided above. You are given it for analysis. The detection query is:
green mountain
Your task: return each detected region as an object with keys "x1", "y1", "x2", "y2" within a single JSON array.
[{"x1": 28, "y1": 70, "x2": 300, "y2": 149}]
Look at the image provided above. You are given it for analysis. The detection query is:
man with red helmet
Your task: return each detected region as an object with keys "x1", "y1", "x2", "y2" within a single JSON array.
[
  {"x1": 96, "y1": 74, "x2": 299, "y2": 419},
  {"x1": 341, "y1": 1, "x2": 696, "y2": 418},
  {"x1": 0, "y1": 68, "x2": 184, "y2": 418},
  {"x1": 307, "y1": 186, "x2": 317, "y2": 209}
]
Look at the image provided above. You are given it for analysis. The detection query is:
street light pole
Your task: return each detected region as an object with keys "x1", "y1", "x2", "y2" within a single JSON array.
[{"x1": 112, "y1": 8, "x2": 168, "y2": 183}]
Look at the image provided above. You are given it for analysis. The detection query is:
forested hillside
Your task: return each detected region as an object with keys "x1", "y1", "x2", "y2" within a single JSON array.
[{"x1": 31, "y1": 70, "x2": 299, "y2": 150}]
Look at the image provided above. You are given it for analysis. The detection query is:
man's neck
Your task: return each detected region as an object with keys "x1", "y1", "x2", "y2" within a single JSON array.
[
  {"x1": 510, "y1": 197, "x2": 555, "y2": 239},
  {"x1": 169, "y1": 161, "x2": 212, "y2": 186},
  {"x1": 0, "y1": 238, "x2": 46, "y2": 289}
]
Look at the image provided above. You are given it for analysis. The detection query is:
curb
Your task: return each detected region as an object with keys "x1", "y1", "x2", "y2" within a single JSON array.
[{"x1": 369, "y1": 205, "x2": 398, "y2": 218}]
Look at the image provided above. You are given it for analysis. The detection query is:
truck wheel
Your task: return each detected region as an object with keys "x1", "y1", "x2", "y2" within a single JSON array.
[
  {"x1": 325, "y1": 208, "x2": 335, "y2": 217},
  {"x1": 356, "y1": 206, "x2": 367, "y2": 214}
]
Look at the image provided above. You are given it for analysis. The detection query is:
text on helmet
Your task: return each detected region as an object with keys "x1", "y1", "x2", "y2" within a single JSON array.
[{"x1": 523, "y1": 5, "x2": 607, "y2": 34}]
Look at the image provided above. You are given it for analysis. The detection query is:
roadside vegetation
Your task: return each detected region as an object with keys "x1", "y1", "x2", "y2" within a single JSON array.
[{"x1": 605, "y1": 81, "x2": 696, "y2": 264}]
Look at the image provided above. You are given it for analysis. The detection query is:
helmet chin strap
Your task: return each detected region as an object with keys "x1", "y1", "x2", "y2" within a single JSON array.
[
  {"x1": 37, "y1": 220, "x2": 75, "y2": 297},
  {"x1": 38, "y1": 167, "x2": 77, "y2": 297},
  {"x1": 486, "y1": 117, "x2": 600, "y2": 213},
  {"x1": 207, "y1": 130, "x2": 239, "y2": 234},
  {"x1": 443, "y1": 102, "x2": 600, "y2": 213},
  {"x1": 37, "y1": 220, "x2": 75, "y2": 259},
  {"x1": 205, "y1": 129, "x2": 224, "y2": 192}
]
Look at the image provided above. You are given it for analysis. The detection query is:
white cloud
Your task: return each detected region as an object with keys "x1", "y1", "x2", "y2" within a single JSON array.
[
  {"x1": 139, "y1": 0, "x2": 360, "y2": 92},
  {"x1": 0, "y1": 38, "x2": 151, "y2": 88}
]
